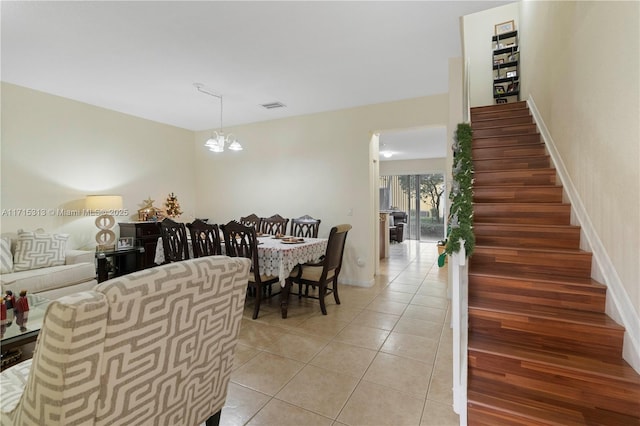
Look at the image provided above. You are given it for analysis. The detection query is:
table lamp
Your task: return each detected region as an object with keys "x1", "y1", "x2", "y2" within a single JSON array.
[{"x1": 86, "y1": 195, "x2": 123, "y2": 251}]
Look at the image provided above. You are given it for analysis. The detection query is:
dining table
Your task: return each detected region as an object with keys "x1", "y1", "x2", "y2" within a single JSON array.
[{"x1": 154, "y1": 234, "x2": 328, "y2": 287}]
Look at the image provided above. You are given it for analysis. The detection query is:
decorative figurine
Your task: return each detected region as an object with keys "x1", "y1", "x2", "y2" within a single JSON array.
[
  {"x1": 14, "y1": 290, "x2": 29, "y2": 313},
  {"x1": 4, "y1": 290, "x2": 15, "y2": 309}
]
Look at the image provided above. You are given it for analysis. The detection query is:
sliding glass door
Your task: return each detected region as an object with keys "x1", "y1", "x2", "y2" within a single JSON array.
[{"x1": 380, "y1": 173, "x2": 445, "y2": 241}]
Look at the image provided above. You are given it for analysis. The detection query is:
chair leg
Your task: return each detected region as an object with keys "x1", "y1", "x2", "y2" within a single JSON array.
[
  {"x1": 252, "y1": 283, "x2": 262, "y2": 320},
  {"x1": 206, "y1": 409, "x2": 222, "y2": 426},
  {"x1": 319, "y1": 283, "x2": 327, "y2": 315},
  {"x1": 332, "y1": 277, "x2": 341, "y2": 305},
  {"x1": 281, "y1": 279, "x2": 292, "y2": 319}
]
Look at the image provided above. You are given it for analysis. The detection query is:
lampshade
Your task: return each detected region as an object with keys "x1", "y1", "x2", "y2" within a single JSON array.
[{"x1": 86, "y1": 195, "x2": 123, "y2": 211}]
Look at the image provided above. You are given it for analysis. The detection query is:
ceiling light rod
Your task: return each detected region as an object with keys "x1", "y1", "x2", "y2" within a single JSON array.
[{"x1": 193, "y1": 83, "x2": 243, "y2": 153}]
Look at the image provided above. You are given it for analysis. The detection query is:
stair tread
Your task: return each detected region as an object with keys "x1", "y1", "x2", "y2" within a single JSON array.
[
  {"x1": 474, "y1": 244, "x2": 590, "y2": 255},
  {"x1": 468, "y1": 270, "x2": 604, "y2": 289},
  {"x1": 474, "y1": 184, "x2": 561, "y2": 189},
  {"x1": 473, "y1": 134, "x2": 541, "y2": 142},
  {"x1": 474, "y1": 168, "x2": 556, "y2": 175},
  {"x1": 472, "y1": 110, "x2": 530, "y2": 119},
  {"x1": 469, "y1": 298, "x2": 625, "y2": 330},
  {"x1": 474, "y1": 222, "x2": 580, "y2": 230},
  {"x1": 469, "y1": 335, "x2": 640, "y2": 383},
  {"x1": 468, "y1": 385, "x2": 640, "y2": 426},
  {"x1": 474, "y1": 202, "x2": 570, "y2": 207}
]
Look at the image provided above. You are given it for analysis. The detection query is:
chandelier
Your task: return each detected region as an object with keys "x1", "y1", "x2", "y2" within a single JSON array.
[{"x1": 194, "y1": 83, "x2": 243, "y2": 152}]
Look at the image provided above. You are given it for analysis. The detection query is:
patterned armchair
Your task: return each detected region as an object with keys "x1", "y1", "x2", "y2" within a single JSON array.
[{"x1": 0, "y1": 256, "x2": 251, "y2": 426}]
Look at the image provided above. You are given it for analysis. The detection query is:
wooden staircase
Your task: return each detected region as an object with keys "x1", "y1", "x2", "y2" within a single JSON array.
[{"x1": 467, "y1": 101, "x2": 640, "y2": 425}]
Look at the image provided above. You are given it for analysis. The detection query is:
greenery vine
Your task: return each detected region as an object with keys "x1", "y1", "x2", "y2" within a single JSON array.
[{"x1": 438, "y1": 123, "x2": 475, "y2": 266}]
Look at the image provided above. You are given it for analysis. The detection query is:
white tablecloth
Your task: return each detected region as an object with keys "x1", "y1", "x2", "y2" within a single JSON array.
[
  {"x1": 155, "y1": 236, "x2": 328, "y2": 286},
  {"x1": 256, "y1": 236, "x2": 327, "y2": 283}
]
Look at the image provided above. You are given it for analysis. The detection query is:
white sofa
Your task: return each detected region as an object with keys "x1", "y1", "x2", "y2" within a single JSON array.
[{"x1": 0, "y1": 230, "x2": 97, "y2": 300}]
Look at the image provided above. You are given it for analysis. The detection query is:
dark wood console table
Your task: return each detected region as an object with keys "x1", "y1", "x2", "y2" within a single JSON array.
[
  {"x1": 119, "y1": 222, "x2": 161, "y2": 269},
  {"x1": 96, "y1": 247, "x2": 144, "y2": 283}
]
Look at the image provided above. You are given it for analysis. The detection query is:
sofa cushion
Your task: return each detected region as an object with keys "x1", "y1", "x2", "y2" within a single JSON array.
[
  {"x1": 0, "y1": 263, "x2": 96, "y2": 294},
  {"x1": 13, "y1": 231, "x2": 69, "y2": 272},
  {"x1": 0, "y1": 237, "x2": 12, "y2": 274}
]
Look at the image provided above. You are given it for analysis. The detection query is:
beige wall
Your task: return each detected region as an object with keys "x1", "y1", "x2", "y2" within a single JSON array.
[
  {"x1": 194, "y1": 95, "x2": 449, "y2": 285},
  {"x1": 0, "y1": 83, "x2": 196, "y2": 249},
  {"x1": 519, "y1": 1, "x2": 639, "y2": 320}
]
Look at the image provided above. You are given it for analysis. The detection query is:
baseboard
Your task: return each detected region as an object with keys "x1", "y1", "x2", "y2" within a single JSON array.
[
  {"x1": 528, "y1": 95, "x2": 640, "y2": 373},
  {"x1": 340, "y1": 277, "x2": 375, "y2": 287}
]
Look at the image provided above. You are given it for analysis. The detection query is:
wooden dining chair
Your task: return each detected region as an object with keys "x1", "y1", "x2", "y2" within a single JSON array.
[
  {"x1": 260, "y1": 214, "x2": 289, "y2": 236},
  {"x1": 187, "y1": 219, "x2": 222, "y2": 257},
  {"x1": 158, "y1": 218, "x2": 189, "y2": 263},
  {"x1": 290, "y1": 215, "x2": 321, "y2": 238},
  {"x1": 220, "y1": 220, "x2": 280, "y2": 319},
  {"x1": 239, "y1": 213, "x2": 261, "y2": 231},
  {"x1": 281, "y1": 224, "x2": 352, "y2": 317}
]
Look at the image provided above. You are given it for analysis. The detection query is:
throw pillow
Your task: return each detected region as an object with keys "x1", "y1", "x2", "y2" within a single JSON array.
[
  {"x1": 13, "y1": 231, "x2": 69, "y2": 272},
  {"x1": 0, "y1": 237, "x2": 13, "y2": 274}
]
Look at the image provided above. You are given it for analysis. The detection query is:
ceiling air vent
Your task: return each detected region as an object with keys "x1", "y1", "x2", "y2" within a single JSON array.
[{"x1": 261, "y1": 102, "x2": 286, "y2": 109}]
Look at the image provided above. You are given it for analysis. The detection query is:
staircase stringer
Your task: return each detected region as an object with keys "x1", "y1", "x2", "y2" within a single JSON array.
[{"x1": 527, "y1": 95, "x2": 640, "y2": 373}]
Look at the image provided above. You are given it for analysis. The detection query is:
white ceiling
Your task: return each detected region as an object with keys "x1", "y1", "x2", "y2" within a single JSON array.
[
  {"x1": 379, "y1": 126, "x2": 447, "y2": 161},
  {"x1": 1, "y1": 1, "x2": 509, "y2": 158}
]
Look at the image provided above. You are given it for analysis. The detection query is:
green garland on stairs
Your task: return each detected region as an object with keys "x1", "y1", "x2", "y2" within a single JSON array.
[{"x1": 438, "y1": 123, "x2": 475, "y2": 267}]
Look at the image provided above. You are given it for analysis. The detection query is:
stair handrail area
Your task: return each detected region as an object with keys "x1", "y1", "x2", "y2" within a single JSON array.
[
  {"x1": 451, "y1": 240, "x2": 469, "y2": 425},
  {"x1": 445, "y1": 123, "x2": 474, "y2": 425}
]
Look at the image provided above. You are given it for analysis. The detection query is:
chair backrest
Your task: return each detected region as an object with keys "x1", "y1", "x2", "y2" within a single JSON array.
[
  {"x1": 260, "y1": 214, "x2": 289, "y2": 235},
  {"x1": 2, "y1": 257, "x2": 251, "y2": 426},
  {"x1": 239, "y1": 213, "x2": 261, "y2": 231},
  {"x1": 391, "y1": 211, "x2": 407, "y2": 224},
  {"x1": 187, "y1": 219, "x2": 222, "y2": 257},
  {"x1": 158, "y1": 218, "x2": 189, "y2": 262},
  {"x1": 321, "y1": 224, "x2": 352, "y2": 280},
  {"x1": 290, "y1": 215, "x2": 321, "y2": 238},
  {"x1": 220, "y1": 220, "x2": 259, "y2": 277}
]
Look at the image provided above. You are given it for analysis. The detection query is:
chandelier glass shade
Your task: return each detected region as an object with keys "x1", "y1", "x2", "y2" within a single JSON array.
[
  {"x1": 204, "y1": 132, "x2": 243, "y2": 152},
  {"x1": 194, "y1": 83, "x2": 243, "y2": 153}
]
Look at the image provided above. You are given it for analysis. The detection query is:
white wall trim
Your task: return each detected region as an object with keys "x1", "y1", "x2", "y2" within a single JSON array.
[
  {"x1": 528, "y1": 95, "x2": 640, "y2": 373},
  {"x1": 340, "y1": 278, "x2": 375, "y2": 288}
]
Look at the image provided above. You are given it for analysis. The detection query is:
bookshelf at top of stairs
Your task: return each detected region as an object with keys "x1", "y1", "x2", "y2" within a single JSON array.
[{"x1": 467, "y1": 100, "x2": 640, "y2": 425}]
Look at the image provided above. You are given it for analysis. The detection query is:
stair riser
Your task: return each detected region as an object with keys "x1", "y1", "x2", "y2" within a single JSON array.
[
  {"x1": 473, "y1": 145, "x2": 546, "y2": 160},
  {"x1": 474, "y1": 204, "x2": 571, "y2": 225},
  {"x1": 467, "y1": 407, "x2": 544, "y2": 426},
  {"x1": 473, "y1": 124, "x2": 538, "y2": 139},
  {"x1": 471, "y1": 110, "x2": 531, "y2": 123},
  {"x1": 473, "y1": 186, "x2": 563, "y2": 203},
  {"x1": 470, "y1": 275, "x2": 604, "y2": 312},
  {"x1": 471, "y1": 101, "x2": 528, "y2": 116},
  {"x1": 474, "y1": 156, "x2": 551, "y2": 171},
  {"x1": 474, "y1": 224, "x2": 580, "y2": 250},
  {"x1": 474, "y1": 170, "x2": 557, "y2": 186},
  {"x1": 468, "y1": 351, "x2": 640, "y2": 416},
  {"x1": 472, "y1": 115, "x2": 533, "y2": 129},
  {"x1": 473, "y1": 134, "x2": 541, "y2": 148},
  {"x1": 468, "y1": 310, "x2": 624, "y2": 360},
  {"x1": 470, "y1": 248, "x2": 592, "y2": 280}
]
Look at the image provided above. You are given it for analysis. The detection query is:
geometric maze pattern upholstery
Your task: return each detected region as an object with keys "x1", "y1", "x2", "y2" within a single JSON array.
[
  {"x1": 0, "y1": 256, "x2": 251, "y2": 426},
  {"x1": 0, "y1": 237, "x2": 13, "y2": 273},
  {"x1": 12, "y1": 231, "x2": 69, "y2": 272}
]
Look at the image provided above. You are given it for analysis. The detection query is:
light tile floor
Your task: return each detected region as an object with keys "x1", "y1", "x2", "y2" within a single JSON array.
[{"x1": 221, "y1": 240, "x2": 458, "y2": 426}]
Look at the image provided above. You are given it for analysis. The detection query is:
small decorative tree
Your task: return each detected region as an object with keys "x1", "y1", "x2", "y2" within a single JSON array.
[{"x1": 164, "y1": 192, "x2": 183, "y2": 218}]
